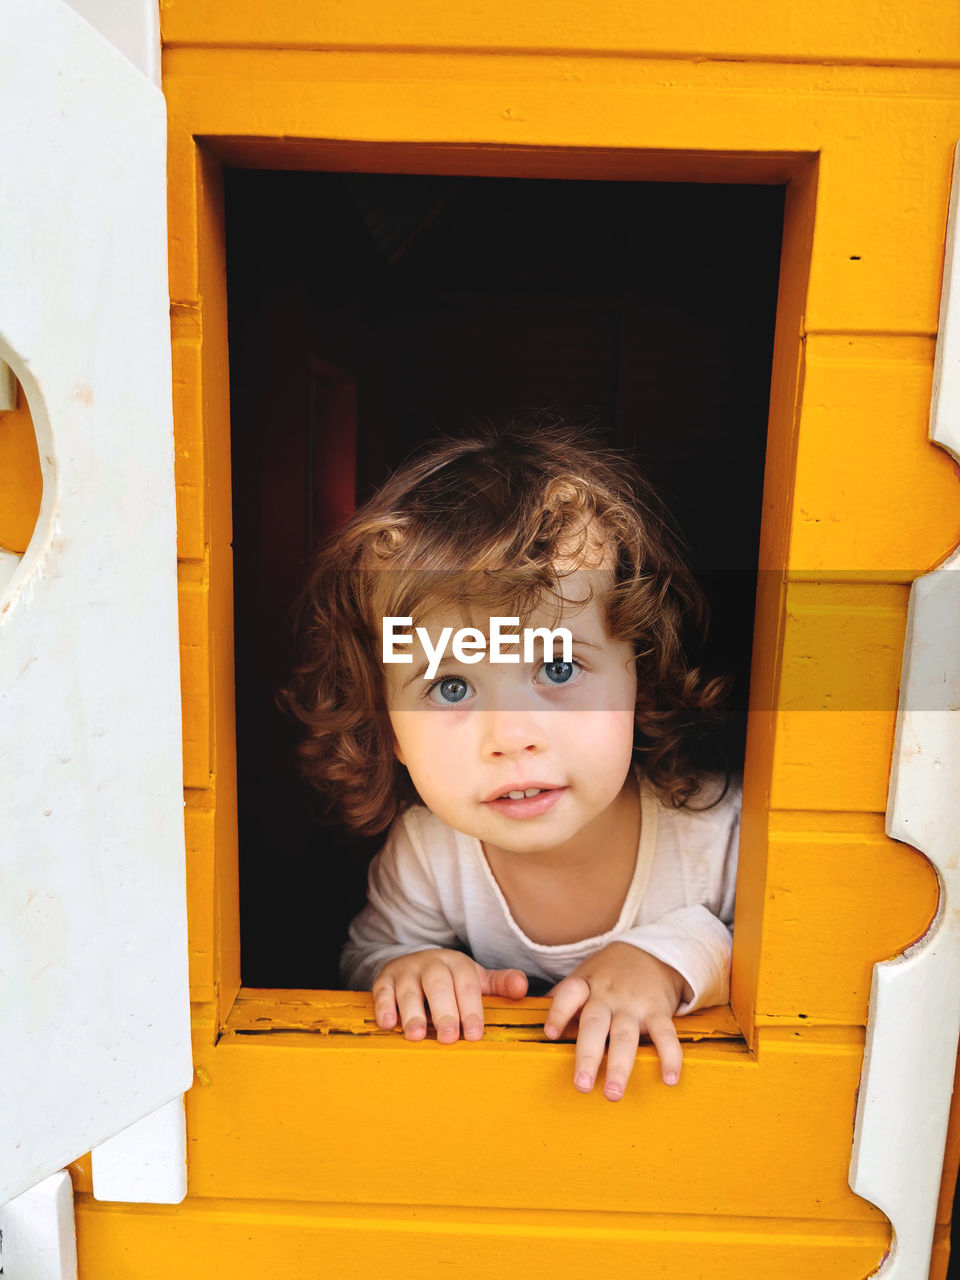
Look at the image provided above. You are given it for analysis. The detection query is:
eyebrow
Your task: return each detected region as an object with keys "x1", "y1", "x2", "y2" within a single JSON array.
[
  {"x1": 395, "y1": 634, "x2": 603, "y2": 690},
  {"x1": 401, "y1": 662, "x2": 431, "y2": 689}
]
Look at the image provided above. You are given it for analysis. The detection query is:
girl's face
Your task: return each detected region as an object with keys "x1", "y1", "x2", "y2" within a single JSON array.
[{"x1": 383, "y1": 576, "x2": 638, "y2": 858}]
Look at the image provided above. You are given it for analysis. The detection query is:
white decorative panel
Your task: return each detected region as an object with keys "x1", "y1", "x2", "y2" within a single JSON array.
[
  {"x1": 0, "y1": 0, "x2": 191, "y2": 1206},
  {"x1": 0, "y1": 362, "x2": 17, "y2": 411},
  {"x1": 0, "y1": 1172, "x2": 78, "y2": 1280}
]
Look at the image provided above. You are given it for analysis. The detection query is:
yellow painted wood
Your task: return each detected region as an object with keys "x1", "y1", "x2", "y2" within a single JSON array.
[
  {"x1": 171, "y1": 305, "x2": 206, "y2": 562},
  {"x1": 178, "y1": 577, "x2": 212, "y2": 787},
  {"x1": 0, "y1": 380, "x2": 41, "y2": 553},
  {"x1": 756, "y1": 832, "x2": 939, "y2": 1023},
  {"x1": 791, "y1": 338, "x2": 960, "y2": 574},
  {"x1": 185, "y1": 800, "x2": 216, "y2": 1002},
  {"x1": 731, "y1": 158, "x2": 818, "y2": 1044},
  {"x1": 771, "y1": 583, "x2": 908, "y2": 812},
  {"x1": 194, "y1": 145, "x2": 242, "y2": 1025},
  {"x1": 773, "y1": 710, "x2": 899, "y2": 813},
  {"x1": 158, "y1": 0, "x2": 960, "y2": 66},
  {"x1": 226, "y1": 989, "x2": 742, "y2": 1041},
  {"x1": 179, "y1": 1029, "x2": 877, "y2": 1222},
  {"x1": 210, "y1": 134, "x2": 809, "y2": 186},
  {"x1": 938, "y1": 1051, "x2": 960, "y2": 1227},
  {"x1": 770, "y1": 810, "x2": 901, "y2": 833},
  {"x1": 931, "y1": 1231, "x2": 952, "y2": 1280},
  {"x1": 75, "y1": 1196, "x2": 892, "y2": 1279},
  {"x1": 160, "y1": 49, "x2": 960, "y2": 332}
]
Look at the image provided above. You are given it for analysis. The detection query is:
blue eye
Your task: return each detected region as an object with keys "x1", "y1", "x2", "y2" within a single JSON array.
[
  {"x1": 537, "y1": 660, "x2": 581, "y2": 686},
  {"x1": 427, "y1": 675, "x2": 473, "y2": 705}
]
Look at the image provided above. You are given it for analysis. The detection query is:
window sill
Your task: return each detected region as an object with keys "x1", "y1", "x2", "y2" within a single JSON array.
[{"x1": 223, "y1": 988, "x2": 743, "y2": 1044}]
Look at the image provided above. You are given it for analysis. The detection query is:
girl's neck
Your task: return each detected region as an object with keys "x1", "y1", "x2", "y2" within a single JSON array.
[{"x1": 480, "y1": 768, "x2": 643, "y2": 945}]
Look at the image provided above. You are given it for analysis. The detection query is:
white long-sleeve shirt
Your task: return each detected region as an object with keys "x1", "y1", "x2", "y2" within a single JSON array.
[{"x1": 341, "y1": 771, "x2": 740, "y2": 1014}]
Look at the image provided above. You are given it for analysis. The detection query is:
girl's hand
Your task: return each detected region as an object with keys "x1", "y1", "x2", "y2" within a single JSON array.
[
  {"x1": 372, "y1": 949, "x2": 528, "y2": 1044},
  {"x1": 543, "y1": 942, "x2": 690, "y2": 1101}
]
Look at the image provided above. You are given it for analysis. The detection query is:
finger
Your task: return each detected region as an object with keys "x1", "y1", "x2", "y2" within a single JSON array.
[
  {"x1": 372, "y1": 972, "x2": 399, "y2": 1031},
  {"x1": 421, "y1": 961, "x2": 461, "y2": 1044},
  {"x1": 544, "y1": 975, "x2": 590, "y2": 1040},
  {"x1": 573, "y1": 999, "x2": 612, "y2": 1094},
  {"x1": 449, "y1": 960, "x2": 486, "y2": 1041},
  {"x1": 394, "y1": 973, "x2": 429, "y2": 1041},
  {"x1": 602, "y1": 1012, "x2": 641, "y2": 1102},
  {"x1": 480, "y1": 967, "x2": 529, "y2": 1000},
  {"x1": 646, "y1": 1011, "x2": 684, "y2": 1085}
]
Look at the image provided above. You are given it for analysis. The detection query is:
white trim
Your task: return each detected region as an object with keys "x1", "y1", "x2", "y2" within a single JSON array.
[
  {"x1": 0, "y1": 548, "x2": 23, "y2": 595},
  {"x1": 849, "y1": 141, "x2": 960, "y2": 1278},
  {"x1": 92, "y1": 1096, "x2": 187, "y2": 1205},
  {"x1": 0, "y1": 361, "x2": 17, "y2": 411},
  {"x1": 62, "y1": 0, "x2": 160, "y2": 84},
  {"x1": 0, "y1": 3, "x2": 161, "y2": 400},
  {"x1": 0, "y1": 0, "x2": 191, "y2": 1206},
  {"x1": 0, "y1": 1172, "x2": 78, "y2": 1280}
]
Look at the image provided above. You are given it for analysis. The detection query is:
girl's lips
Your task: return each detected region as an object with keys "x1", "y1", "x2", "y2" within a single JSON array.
[{"x1": 482, "y1": 786, "x2": 566, "y2": 819}]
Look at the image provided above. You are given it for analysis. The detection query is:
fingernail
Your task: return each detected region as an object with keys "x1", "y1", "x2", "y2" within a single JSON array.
[
  {"x1": 575, "y1": 1072, "x2": 593, "y2": 1091},
  {"x1": 464, "y1": 1026, "x2": 482, "y2": 1041},
  {"x1": 664, "y1": 1071, "x2": 679, "y2": 1085},
  {"x1": 604, "y1": 1085, "x2": 623, "y2": 1101},
  {"x1": 544, "y1": 1024, "x2": 557, "y2": 1039}
]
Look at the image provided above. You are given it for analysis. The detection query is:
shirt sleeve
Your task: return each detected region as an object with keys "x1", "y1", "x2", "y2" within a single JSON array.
[
  {"x1": 613, "y1": 906, "x2": 733, "y2": 1014},
  {"x1": 614, "y1": 778, "x2": 740, "y2": 1014},
  {"x1": 340, "y1": 811, "x2": 461, "y2": 991}
]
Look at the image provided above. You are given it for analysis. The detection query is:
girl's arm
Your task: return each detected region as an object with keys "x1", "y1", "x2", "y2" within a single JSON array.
[
  {"x1": 340, "y1": 813, "x2": 462, "y2": 991},
  {"x1": 340, "y1": 812, "x2": 529, "y2": 1035},
  {"x1": 607, "y1": 904, "x2": 733, "y2": 1014},
  {"x1": 543, "y1": 781, "x2": 740, "y2": 1100},
  {"x1": 609, "y1": 775, "x2": 740, "y2": 1013}
]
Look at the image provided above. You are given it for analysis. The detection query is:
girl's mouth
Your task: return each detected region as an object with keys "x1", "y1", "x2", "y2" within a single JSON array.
[{"x1": 483, "y1": 786, "x2": 566, "y2": 819}]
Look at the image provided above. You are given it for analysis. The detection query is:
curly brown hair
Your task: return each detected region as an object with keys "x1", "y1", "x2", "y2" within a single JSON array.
[{"x1": 281, "y1": 418, "x2": 728, "y2": 834}]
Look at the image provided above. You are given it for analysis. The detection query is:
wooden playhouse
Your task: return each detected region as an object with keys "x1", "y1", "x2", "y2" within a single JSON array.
[{"x1": 2, "y1": 2, "x2": 960, "y2": 1277}]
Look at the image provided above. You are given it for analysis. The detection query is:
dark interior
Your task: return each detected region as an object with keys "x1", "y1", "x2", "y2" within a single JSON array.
[{"x1": 225, "y1": 169, "x2": 784, "y2": 989}]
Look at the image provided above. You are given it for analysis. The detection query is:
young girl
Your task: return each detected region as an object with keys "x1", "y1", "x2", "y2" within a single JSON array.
[{"x1": 284, "y1": 421, "x2": 740, "y2": 1103}]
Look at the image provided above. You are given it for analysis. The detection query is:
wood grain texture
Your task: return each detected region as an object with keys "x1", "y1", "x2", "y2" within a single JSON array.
[
  {"x1": 159, "y1": 0, "x2": 960, "y2": 65},
  {"x1": 755, "y1": 832, "x2": 939, "y2": 1022},
  {"x1": 224, "y1": 989, "x2": 743, "y2": 1040},
  {"x1": 161, "y1": 48, "x2": 960, "y2": 332},
  {"x1": 76, "y1": 1196, "x2": 892, "y2": 1279},
  {"x1": 179, "y1": 1030, "x2": 877, "y2": 1221}
]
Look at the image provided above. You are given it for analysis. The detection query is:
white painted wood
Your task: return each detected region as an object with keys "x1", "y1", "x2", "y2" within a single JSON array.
[
  {"x1": 849, "y1": 140, "x2": 960, "y2": 1278},
  {"x1": 0, "y1": 1171, "x2": 78, "y2": 1280},
  {"x1": 91, "y1": 1096, "x2": 187, "y2": 1204},
  {"x1": 62, "y1": 0, "x2": 160, "y2": 85},
  {"x1": 0, "y1": 361, "x2": 17, "y2": 411},
  {"x1": 0, "y1": 549, "x2": 23, "y2": 595},
  {"x1": 0, "y1": 0, "x2": 191, "y2": 1207}
]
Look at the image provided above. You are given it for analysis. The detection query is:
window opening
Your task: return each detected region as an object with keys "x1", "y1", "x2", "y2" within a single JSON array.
[{"x1": 225, "y1": 171, "x2": 784, "y2": 989}]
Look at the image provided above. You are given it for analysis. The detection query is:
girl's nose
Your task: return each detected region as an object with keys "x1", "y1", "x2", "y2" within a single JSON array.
[{"x1": 478, "y1": 708, "x2": 547, "y2": 760}]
